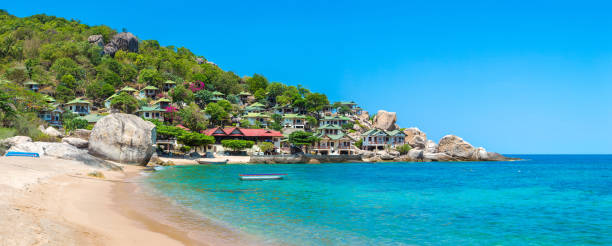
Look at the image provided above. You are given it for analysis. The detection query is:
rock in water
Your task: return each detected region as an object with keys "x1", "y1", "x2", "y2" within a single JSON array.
[
  {"x1": 373, "y1": 110, "x2": 397, "y2": 131},
  {"x1": 88, "y1": 113, "x2": 156, "y2": 165},
  {"x1": 87, "y1": 34, "x2": 104, "y2": 47},
  {"x1": 62, "y1": 137, "x2": 89, "y2": 149},
  {"x1": 437, "y1": 135, "x2": 476, "y2": 159}
]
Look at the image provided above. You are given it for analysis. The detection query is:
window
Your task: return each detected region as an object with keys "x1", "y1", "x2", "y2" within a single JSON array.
[{"x1": 145, "y1": 112, "x2": 150, "y2": 117}]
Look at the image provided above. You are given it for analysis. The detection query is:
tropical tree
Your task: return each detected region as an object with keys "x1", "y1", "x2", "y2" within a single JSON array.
[
  {"x1": 178, "y1": 103, "x2": 207, "y2": 132},
  {"x1": 288, "y1": 131, "x2": 319, "y2": 153},
  {"x1": 258, "y1": 141, "x2": 275, "y2": 154},
  {"x1": 304, "y1": 93, "x2": 329, "y2": 114},
  {"x1": 204, "y1": 102, "x2": 228, "y2": 126},
  {"x1": 246, "y1": 73, "x2": 269, "y2": 93},
  {"x1": 221, "y1": 139, "x2": 254, "y2": 152},
  {"x1": 178, "y1": 131, "x2": 214, "y2": 152},
  {"x1": 110, "y1": 92, "x2": 139, "y2": 113},
  {"x1": 169, "y1": 84, "x2": 193, "y2": 106}
]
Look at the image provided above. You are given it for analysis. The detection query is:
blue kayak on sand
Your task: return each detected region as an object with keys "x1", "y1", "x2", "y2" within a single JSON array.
[{"x1": 5, "y1": 152, "x2": 40, "y2": 158}]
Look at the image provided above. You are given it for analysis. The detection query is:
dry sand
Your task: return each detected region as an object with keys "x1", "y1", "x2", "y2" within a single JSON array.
[{"x1": 0, "y1": 156, "x2": 258, "y2": 245}]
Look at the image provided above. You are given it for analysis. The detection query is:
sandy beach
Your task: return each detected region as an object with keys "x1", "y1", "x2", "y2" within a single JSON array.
[{"x1": 0, "y1": 156, "x2": 256, "y2": 246}]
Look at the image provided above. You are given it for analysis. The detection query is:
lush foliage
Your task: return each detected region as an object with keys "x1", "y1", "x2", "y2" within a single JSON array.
[
  {"x1": 258, "y1": 141, "x2": 274, "y2": 153},
  {"x1": 288, "y1": 131, "x2": 319, "y2": 146},
  {"x1": 178, "y1": 131, "x2": 214, "y2": 149},
  {"x1": 355, "y1": 139, "x2": 363, "y2": 149},
  {"x1": 178, "y1": 103, "x2": 207, "y2": 132},
  {"x1": 221, "y1": 139, "x2": 254, "y2": 152},
  {"x1": 110, "y1": 92, "x2": 139, "y2": 113},
  {"x1": 396, "y1": 144, "x2": 412, "y2": 155}
]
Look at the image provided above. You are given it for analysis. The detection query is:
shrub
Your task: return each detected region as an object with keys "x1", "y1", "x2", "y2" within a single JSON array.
[
  {"x1": 221, "y1": 139, "x2": 254, "y2": 152},
  {"x1": 0, "y1": 127, "x2": 17, "y2": 139},
  {"x1": 32, "y1": 132, "x2": 60, "y2": 142},
  {"x1": 396, "y1": 144, "x2": 412, "y2": 155},
  {"x1": 180, "y1": 145, "x2": 191, "y2": 153},
  {"x1": 355, "y1": 139, "x2": 363, "y2": 149},
  {"x1": 258, "y1": 142, "x2": 274, "y2": 153}
]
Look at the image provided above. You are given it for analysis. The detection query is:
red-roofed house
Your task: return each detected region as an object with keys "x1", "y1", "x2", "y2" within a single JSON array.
[{"x1": 203, "y1": 127, "x2": 283, "y2": 151}]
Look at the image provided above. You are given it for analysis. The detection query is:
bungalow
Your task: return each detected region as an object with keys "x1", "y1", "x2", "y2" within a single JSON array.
[
  {"x1": 153, "y1": 98, "x2": 172, "y2": 110},
  {"x1": 273, "y1": 104, "x2": 295, "y2": 115},
  {"x1": 163, "y1": 80, "x2": 176, "y2": 91},
  {"x1": 24, "y1": 81, "x2": 39, "y2": 92},
  {"x1": 202, "y1": 127, "x2": 283, "y2": 150},
  {"x1": 119, "y1": 86, "x2": 138, "y2": 95},
  {"x1": 336, "y1": 101, "x2": 362, "y2": 115},
  {"x1": 104, "y1": 94, "x2": 117, "y2": 108},
  {"x1": 312, "y1": 124, "x2": 357, "y2": 155},
  {"x1": 65, "y1": 98, "x2": 91, "y2": 116},
  {"x1": 39, "y1": 104, "x2": 63, "y2": 127},
  {"x1": 76, "y1": 113, "x2": 105, "y2": 127},
  {"x1": 242, "y1": 112, "x2": 270, "y2": 127},
  {"x1": 139, "y1": 85, "x2": 159, "y2": 99},
  {"x1": 244, "y1": 102, "x2": 266, "y2": 113},
  {"x1": 238, "y1": 91, "x2": 251, "y2": 105},
  {"x1": 211, "y1": 91, "x2": 225, "y2": 102},
  {"x1": 361, "y1": 129, "x2": 406, "y2": 150},
  {"x1": 136, "y1": 106, "x2": 165, "y2": 121},
  {"x1": 319, "y1": 115, "x2": 352, "y2": 127},
  {"x1": 282, "y1": 114, "x2": 307, "y2": 128}
]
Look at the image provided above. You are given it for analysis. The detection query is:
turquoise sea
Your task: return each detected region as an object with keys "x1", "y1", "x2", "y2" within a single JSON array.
[{"x1": 144, "y1": 155, "x2": 612, "y2": 245}]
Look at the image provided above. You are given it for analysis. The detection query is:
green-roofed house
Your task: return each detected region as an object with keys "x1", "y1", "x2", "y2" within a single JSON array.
[
  {"x1": 361, "y1": 129, "x2": 406, "y2": 151},
  {"x1": 312, "y1": 124, "x2": 357, "y2": 155},
  {"x1": 24, "y1": 81, "x2": 39, "y2": 92},
  {"x1": 65, "y1": 98, "x2": 91, "y2": 116},
  {"x1": 153, "y1": 97, "x2": 172, "y2": 110},
  {"x1": 210, "y1": 91, "x2": 225, "y2": 102},
  {"x1": 243, "y1": 112, "x2": 270, "y2": 127},
  {"x1": 273, "y1": 104, "x2": 296, "y2": 114},
  {"x1": 238, "y1": 91, "x2": 251, "y2": 105},
  {"x1": 336, "y1": 101, "x2": 362, "y2": 115},
  {"x1": 120, "y1": 86, "x2": 138, "y2": 94},
  {"x1": 282, "y1": 114, "x2": 307, "y2": 129},
  {"x1": 38, "y1": 103, "x2": 63, "y2": 127},
  {"x1": 77, "y1": 113, "x2": 105, "y2": 126},
  {"x1": 136, "y1": 106, "x2": 165, "y2": 121},
  {"x1": 319, "y1": 115, "x2": 353, "y2": 127},
  {"x1": 139, "y1": 85, "x2": 159, "y2": 99},
  {"x1": 244, "y1": 102, "x2": 266, "y2": 113},
  {"x1": 104, "y1": 93, "x2": 118, "y2": 108},
  {"x1": 163, "y1": 80, "x2": 176, "y2": 91}
]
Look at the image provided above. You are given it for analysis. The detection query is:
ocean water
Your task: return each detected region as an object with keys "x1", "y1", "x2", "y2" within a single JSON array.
[{"x1": 144, "y1": 155, "x2": 612, "y2": 245}]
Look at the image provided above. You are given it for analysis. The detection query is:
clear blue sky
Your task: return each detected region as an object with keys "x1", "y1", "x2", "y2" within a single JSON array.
[{"x1": 4, "y1": 1, "x2": 612, "y2": 154}]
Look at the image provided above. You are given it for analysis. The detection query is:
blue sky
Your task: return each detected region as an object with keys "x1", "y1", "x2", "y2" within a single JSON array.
[{"x1": 4, "y1": 1, "x2": 612, "y2": 154}]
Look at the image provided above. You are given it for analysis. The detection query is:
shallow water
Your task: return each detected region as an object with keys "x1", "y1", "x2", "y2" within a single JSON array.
[{"x1": 145, "y1": 155, "x2": 612, "y2": 245}]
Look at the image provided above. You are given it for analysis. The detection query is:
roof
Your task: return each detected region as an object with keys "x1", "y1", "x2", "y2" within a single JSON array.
[
  {"x1": 318, "y1": 124, "x2": 342, "y2": 130},
  {"x1": 66, "y1": 98, "x2": 91, "y2": 105},
  {"x1": 283, "y1": 114, "x2": 306, "y2": 119},
  {"x1": 77, "y1": 114, "x2": 104, "y2": 123},
  {"x1": 202, "y1": 127, "x2": 283, "y2": 137},
  {"x1": 176, "y1": 124, "x2": 190, "y2": 131},
  {"x1": 211, "y1": 96, "x2": 224, "y2": 101},
  {"x1": 120, "y1": 86, "x2": 138, "y2": 92},
  {"x1": 24, "y1": 81, "x2": 39, "y2": 85},
  {"x1": 361, "y1": 128, "x2": 406, "y2": 137},
  {"x1": 153, "y1": 98, "x2": 172, "y2": 104},
  {"x1": 322, "y1": 115, "x2": 352, "y2": 121},
  {"x1": 105, "y1": 94, "x2": 118, "y2": 101},
  {"x1": 141, "y1": 85, "x2": 158, "y2": 90},
  {"x1": 42, "y1": 95, "x2": 55, "y2": 103},
  {"x1": 248, "y1": 102, "x2": 265, "y2": 108},
  {"x1": 164, "y1": 80, "x2": 176, "y2": 84},
  {"x1": 238, "y1": 91, "x2": 251, "y2": 96},
  {"x1": 339, "y1": 101, "x2": 357, "y2": 105},
  {"x1": 314, "y1": 131, "x2": 354, "y2": 141},
  {"x1": 243, "y1": 112, "x2": 269, "y2": 118},
  {"x1": 136, "y1": 106, "x2": 164, "y2": 112},
  {"x1": 212, "y1": 91, "x2": 224, "y2": 96}
]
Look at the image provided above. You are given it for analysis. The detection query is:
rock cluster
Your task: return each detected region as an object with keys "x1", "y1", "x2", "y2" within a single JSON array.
[
  {"x1": 96, "y1": 32, "x2": 139, "y2": 57},
  {"x1": 4, "y1": 138, "x2": 119, "y2": 170},
  {"x1": 372, "y1": 110, "x2": 398, "y2": 131},
  {"x1": 88, "y1": 113, "x2": 156, "y2": 165}
]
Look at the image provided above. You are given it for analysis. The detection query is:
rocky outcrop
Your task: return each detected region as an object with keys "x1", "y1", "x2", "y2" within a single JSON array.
[
  {"x1": 0, "y1": 136, "x2": 32, "y2": 148},
  {"x1": 196, "y1": 58, "x2": 204, "y2": 64},
  {"x1": 437, "y1": 135, "x2": 476, "y2": 160},
  {"x1": 44, "y1": 126, "x2": 63, "y2": 138},
  {"x1": 103, "y1": 32, "x2": 139, "y2": 56},
  {"x1": 403, "y1": 127, "x2": 427, "y2": 149},
  {"x1": 88, "y1": 113, "x2": 156, "y2": 165},
  {"x1": 87, "y1": 34, "x2": 104, "y2": 47},
  {"x1": 407, "y1": 149, "x2": 424, "y2": 160},
  {"x1": 62, "y1": 137, "x2": 88, "y2": 149},
  {"x1": 425, "y1": 140, "x2": 437, "y2": 153},
  {"x1": 373, "y1": 110, "x2": 398, "y2": 131},
  {"x1": 70, "y1": 129, "x2": 92, "y2": 140},
  {"x1": 8, "y1": 142, "x2": 119, "y2": 169},
  {"x1": 423, "y1": 152, "x2": 455, "y2": 162}
]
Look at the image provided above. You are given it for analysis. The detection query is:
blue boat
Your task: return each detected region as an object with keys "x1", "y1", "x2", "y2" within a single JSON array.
[{"x1": 5, "y1": 152, "x2": 40, "y2": 158}]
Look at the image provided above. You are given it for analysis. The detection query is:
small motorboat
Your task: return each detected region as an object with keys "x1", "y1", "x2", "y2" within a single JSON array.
[
  {"x1": 239, "y1": 174, "x2": 287, "y2": 181},
  {"x1": 198, "y1": 159, "x2": 228, "y2": 165}
]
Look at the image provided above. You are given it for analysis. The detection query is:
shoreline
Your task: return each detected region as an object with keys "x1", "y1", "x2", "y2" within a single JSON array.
[{"x1": 0, "y1": 156, "x2": 258, "y2": 245}]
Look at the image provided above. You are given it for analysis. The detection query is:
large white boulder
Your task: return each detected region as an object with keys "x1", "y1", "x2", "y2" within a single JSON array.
[
  {"x1": 425, "y1": 140, "x2": 437, "y2": 153},
  {"x1": 62, "y1": 137, "x2": 89, "y2": 149},
  {"x1": 403, "y1": 127, "x2": 427, "y2": 149},
  {"x1": 0, "y1": 136, "x2": 32, "y2": 148},
  {"x1": 437, "y1": 135, "x2": 476, "y2": 159},
  {"x1": 44, "y1": 126, "x2": 63, "y2": 138},
  {"x1": 373, "y1": 110, "x2": 398, "y2": 131},
  {"x1": 8, "y1": 142, "x2": 119, "y2": 169},
  {"x1": 88, "y1": 113, "x2": 156, "y2": 165},
  {"x1": 71, "y1": 129, "x2": 92, "y2": 140}
]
